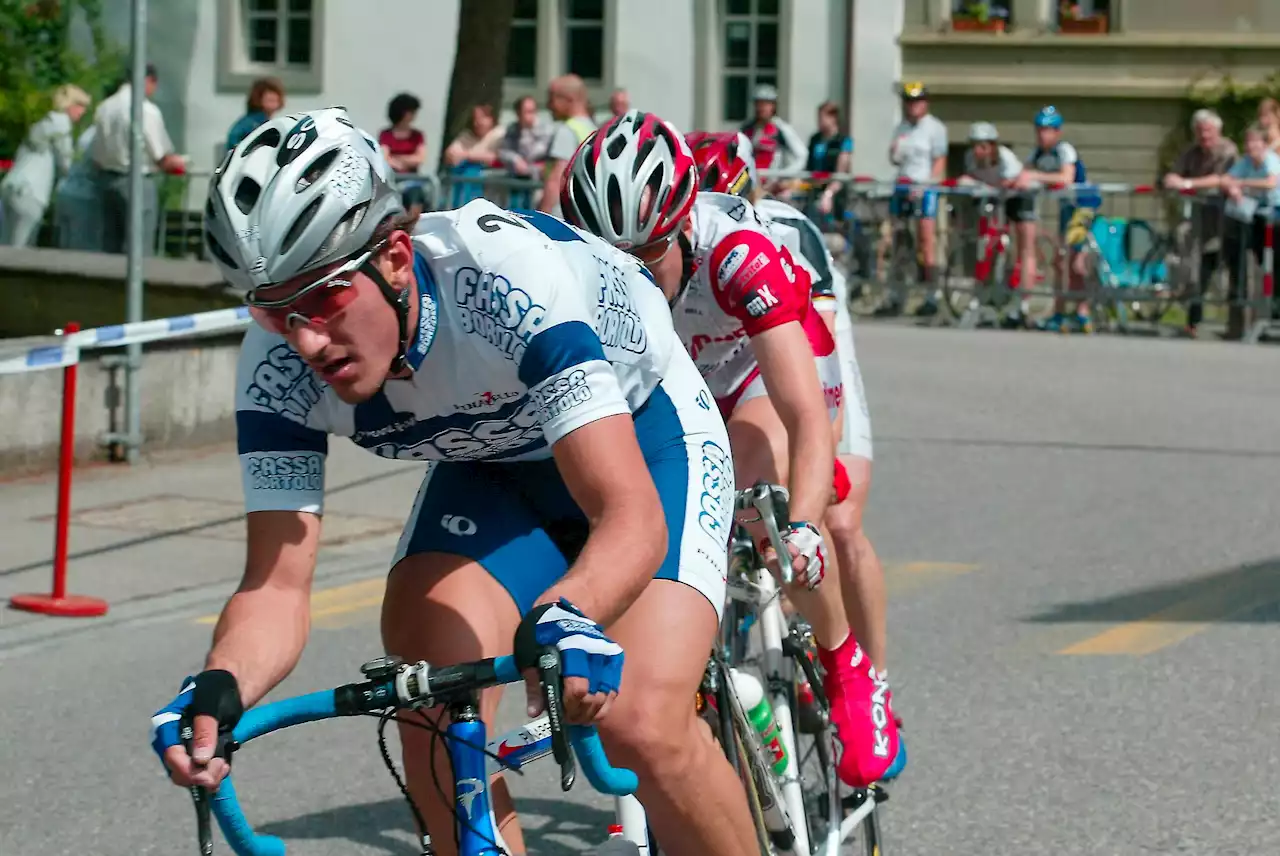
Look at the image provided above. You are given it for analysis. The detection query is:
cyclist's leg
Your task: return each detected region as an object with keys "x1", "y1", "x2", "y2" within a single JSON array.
[
  {"x1": 593, "y1": 370, "x2": 757, "y2": 856},
  {"x1": 724, "y1": 387, "x2": 849, "y2": 653},
  {"x1": 1013, "y1": 199, "x2": 1039, "y2": 297},
  {"x1": 918, "y1": 189, "x2": 940, "y2": 277},
  {"x1": 382, "y1": 462, "x2": 551, "y2": 856}
]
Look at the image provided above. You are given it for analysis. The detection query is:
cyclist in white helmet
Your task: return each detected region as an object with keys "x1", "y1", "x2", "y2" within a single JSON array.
[
  {"x1": 562, "y1": 110, "x2": 903, "y2": 788},
  {"x1": 690, "y1": 133, "x2": 897, "y2": 746},
  {"x1": 148, "y1": 107, "x2": 760, "y2": 855}
]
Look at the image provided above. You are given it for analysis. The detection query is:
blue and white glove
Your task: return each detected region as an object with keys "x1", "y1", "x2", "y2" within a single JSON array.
[
  {"x1": 513, "y1": 599, "x2": 625, "y2": 696},
  {"x1": 782, "y1": 521, "x2": 827, "y2": 590},
  {"x1": 149, "y1": 670, "x2": 243, "y2": 771}
]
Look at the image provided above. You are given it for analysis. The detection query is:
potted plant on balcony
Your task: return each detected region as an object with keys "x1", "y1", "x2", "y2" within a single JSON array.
[
  {"x1": 952, "y1": 1, "x2": 1008, "y2": 33},
  {"x1": 1058, "y1": 2, "x2": 1108, "y2": 33}
]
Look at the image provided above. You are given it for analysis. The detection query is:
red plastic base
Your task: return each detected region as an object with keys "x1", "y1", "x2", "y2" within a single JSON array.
[{"x1": 9, "y1": 593, "x2": 109, "y2": 617}]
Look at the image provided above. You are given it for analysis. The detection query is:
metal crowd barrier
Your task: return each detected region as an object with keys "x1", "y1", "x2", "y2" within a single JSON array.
[
  {"x1": 760, "y1": 171, "x2": 1280, "y2": 342},
  {"x1": 1, "y1": 306, "x2": 253, "y2": 619}
]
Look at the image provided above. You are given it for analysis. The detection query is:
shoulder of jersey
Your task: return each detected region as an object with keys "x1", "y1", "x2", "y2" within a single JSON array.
[
  {"x1": 694, "y1": 193, "x2": 769, "y2": 251},
  {"x1": 415, "y1": 198, "x2": 558, "y2": 270},
  {"x1": 753, "y1": 197, "x2": 804, "y2": 223}
]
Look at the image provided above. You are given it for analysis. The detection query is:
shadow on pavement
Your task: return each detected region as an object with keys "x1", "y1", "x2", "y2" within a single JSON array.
[
  {"x1": 0, "y1": 469, "x2": 411, "y2": 578},
  {"x1": 255, "y1": 795, "x2": 615, "y2": 855},
  {"x1": 1025, "y1": 557, "x2": 1280, "y2": 624}
]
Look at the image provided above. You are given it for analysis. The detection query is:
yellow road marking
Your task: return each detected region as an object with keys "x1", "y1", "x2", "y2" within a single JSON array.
[
  {"x1": 194, "y1": 577, "x2": 386, "y2": 625},
  {"x1": 1058, "y1": 573, "x2": 1279, "y2": 656}
]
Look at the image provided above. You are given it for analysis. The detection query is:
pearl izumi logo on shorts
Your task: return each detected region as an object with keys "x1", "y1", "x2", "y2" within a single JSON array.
[{"x1": 440, "y1": 514, "x2": 478, "y2": 536}]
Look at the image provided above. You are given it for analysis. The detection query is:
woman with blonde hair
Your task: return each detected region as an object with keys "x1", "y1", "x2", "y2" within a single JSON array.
[
  {"x1": 1, "y1": 83, "x2": 91, "y2": 246},
  {"x1": 1256, "y1": 98, "x2": 1280, "y2": 153}
]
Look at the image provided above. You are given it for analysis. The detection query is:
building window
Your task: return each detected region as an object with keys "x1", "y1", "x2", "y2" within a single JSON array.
[
  {"x1": 721, "y1": 0, "x2": 779, "y2": 124},
  {"x1": 564, "y1": 0, "x2": 605, "y2": 82},
  {"x1": 950, "y1": 0, "x2": 1012, "y2": 30},
  {"x1": 1057, "y1": 0, "x2": 1111, "y2": 33},
  {"x1": 243, "y1": 0, "x2": 314, "y2": 68},
  {"x1": 218, "y1": 0, "x2": 323, "y2": 94},
  {"x1": 507, "y1": 0, "x2": 539, "y2": 81}
]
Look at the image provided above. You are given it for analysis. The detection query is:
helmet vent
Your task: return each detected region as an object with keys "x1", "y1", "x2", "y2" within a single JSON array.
[
  {"x1": 240, "y1": 127, "x2": 281, "y2": 158},
  {"x1": 281, "y1": 195, "x2": 324, "y2": 256},
  {"x1": 234, "y1": 177, "x2": 261, "y2": 215},
  {"x1": 296, "y1": 149, "x2": 339, "y2": 193},
  {"x1": 634, "y1": 138, "x2": 655, "y2": 174},
  {"x1": 606, "y1": 175, "x2": 625, "y2": 237},
  {"x1": 570, "y1": 178, "x2": 603, "y2": 237},
  {"x1": 606, "y1": 133, "x2": 627, "y2": 160},
  {"x1": 205, "y1": 231, "x2": 239, "y2": 270}
]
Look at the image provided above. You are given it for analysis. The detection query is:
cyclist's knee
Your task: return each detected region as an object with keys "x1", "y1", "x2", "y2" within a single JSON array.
[
  {"x1": 597, "y1": 688, "x2": 702, "y2": 781},
  {"x1": 826, "y1": 457, "x2": 870, "y2": 539}
]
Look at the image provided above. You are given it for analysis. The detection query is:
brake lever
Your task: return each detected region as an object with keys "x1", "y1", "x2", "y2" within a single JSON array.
[
  {"x1": 536, "y1": 647, "x2": 577, "y2": 792},
  {"x1": 180, "y1": 722, "x2": 214, "y2": 856},
  {"x1": 753, "y1": 483, "x2": 795, "y2": 585}
]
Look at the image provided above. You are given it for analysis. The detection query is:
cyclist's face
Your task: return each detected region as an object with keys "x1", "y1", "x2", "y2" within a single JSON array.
[
  {"x1": 1035, "y1": 126, "x2": 1059, "y2": 148},
  {"x1": 971, "y1": 141, "x2": 995, "y2": 161},
  {"x1": 903, "y1": 98, "x2": 927, "y2": 121}
]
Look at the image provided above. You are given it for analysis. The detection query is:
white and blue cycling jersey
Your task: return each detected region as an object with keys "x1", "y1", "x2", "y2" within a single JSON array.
[{"x1": 235, "y1": 199, "x2": 733, "y2": 615}]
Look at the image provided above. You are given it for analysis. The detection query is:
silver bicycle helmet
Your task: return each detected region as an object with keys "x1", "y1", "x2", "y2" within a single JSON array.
[{"x1": 203, "y1": 106, "x2": 403, "y2": 293}]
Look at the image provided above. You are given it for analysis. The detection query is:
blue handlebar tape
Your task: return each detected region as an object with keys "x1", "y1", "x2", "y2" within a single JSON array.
[
  {"x1": 232, "y1": 690, "x2": 338, "y2": 744},
  {"x1": 211, "y1": 777, "x2": 286, "y2": 856},
  {"x1": 569, "y1": 726, "x2": 639, "y2": 796},
  {"x1": 492, "y1": 654, "x2": 520, "y2": 683}
]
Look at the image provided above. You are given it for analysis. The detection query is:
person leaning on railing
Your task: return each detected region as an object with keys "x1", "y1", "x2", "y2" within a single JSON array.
[
  {"x1": 1161, "y1": 109, "x2": 1239, "y2": 337},
  {"x1": 1203, "y1": 124, "x2": 1280, "y2": 339}
]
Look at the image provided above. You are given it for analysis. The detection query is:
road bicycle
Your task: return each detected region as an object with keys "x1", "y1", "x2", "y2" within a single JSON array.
[{"x1": 181, "y1": 484, "x2": 888, "y2": 855}]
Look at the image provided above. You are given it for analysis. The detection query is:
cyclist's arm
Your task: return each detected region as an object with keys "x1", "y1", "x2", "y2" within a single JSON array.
[
  {"x1": 710, "y1": 229, "x2": 833, "y2": 523},
  {"x1": 204, "y1": 511, "x2": 320, "y2": 707},
  {"x1": 752, "y1": 322, "x2": 833, "y2": 523},
  {"x1": 542, "y1": 416, "x2": 666, "y2": 626}
]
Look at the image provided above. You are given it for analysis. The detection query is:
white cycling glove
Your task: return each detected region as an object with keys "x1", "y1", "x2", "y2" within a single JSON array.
[{"x1": 782, "y1": 521, "x2": 827, "y2": 589}]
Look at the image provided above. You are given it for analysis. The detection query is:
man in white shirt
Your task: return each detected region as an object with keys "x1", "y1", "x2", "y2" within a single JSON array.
[
  {"x1": 886, "y1": 82, "x2": 948, "y2": 316},
  {"x1": 89, "y1": 64, "x2": 185, "y2": 255}
]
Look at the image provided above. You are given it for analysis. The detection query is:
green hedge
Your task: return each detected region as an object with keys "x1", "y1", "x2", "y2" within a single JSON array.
[
  {"x1": 1158, "y1": 72, "x2": 1280, "y2": 176},
  {"x1": 0, "y1": 0, "x2": 125, "y2": 160}
]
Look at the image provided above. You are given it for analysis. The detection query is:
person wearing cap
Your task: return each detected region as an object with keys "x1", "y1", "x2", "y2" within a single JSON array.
[
  {"x1": 960, "y1": 121, "x2": 1035, "y2": 327},
  {"x1": 886, "y1": 82, "x2": 948, "y2": 316},
  {"x1": 739, "y1": 83, "x2": 806, "y2": 190},
  {"x1": 1022, "y1": 106, "x2": 1098, "y2": 332}
]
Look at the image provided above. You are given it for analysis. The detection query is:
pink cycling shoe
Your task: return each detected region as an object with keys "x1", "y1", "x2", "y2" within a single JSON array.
[{"x1": 817, "y1": 633, "x2": 900, "y2": 787}]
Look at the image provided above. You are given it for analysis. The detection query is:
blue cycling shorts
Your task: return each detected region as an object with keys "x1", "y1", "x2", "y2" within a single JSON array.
[
  {"x1": 889, "y1": 187, "x2": 940, "y2": 220},
  {"x1": 391, "y1": 356, "x2": 732, "y2": 619}
]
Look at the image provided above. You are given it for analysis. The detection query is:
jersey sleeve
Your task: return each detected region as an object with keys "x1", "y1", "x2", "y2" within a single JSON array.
[
  {"x1": 235, "y1": 327, "x2": 330, "y2": 515},
  {"x1": 795, "y1": 216, "x2": 839, "y2": 308},
  {"x1": 708, "y1": 227, "x2": 809, "y2": 337},
  {"x1": 999, "y1": 147, "x2": 1024, "y2": 182},
  {"x1": 509, "y1": 246, "x2": 631, "y2": 445}
]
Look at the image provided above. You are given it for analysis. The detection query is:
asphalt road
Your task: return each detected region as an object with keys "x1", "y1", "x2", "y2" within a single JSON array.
[{"x1": 2, "y1": 323, "x2": 1279, "y2": 856}]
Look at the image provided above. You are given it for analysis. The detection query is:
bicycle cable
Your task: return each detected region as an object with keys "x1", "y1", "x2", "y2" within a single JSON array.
[{"x1": 365, "y1": 707, "x2": 516, "y2": 856}]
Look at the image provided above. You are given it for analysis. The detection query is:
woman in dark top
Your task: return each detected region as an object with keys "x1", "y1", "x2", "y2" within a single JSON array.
[
  {"x1": 378, "y1": 93, "x2": 429, "y2": 215},
  {"x1": 806, "y1": 100, "x2": 853, "y2": 217},
  {"x1": 225, "y1": 77, "x2": 285, "y2": 151}
]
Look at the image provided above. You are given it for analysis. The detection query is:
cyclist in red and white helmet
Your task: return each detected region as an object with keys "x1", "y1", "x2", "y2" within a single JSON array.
[
  {"x1": 692, "y1": 130, "x2": 905, "y2": 781},
  {"x1": 564, "y1": 110, "x2": 901, "y2": 789}
]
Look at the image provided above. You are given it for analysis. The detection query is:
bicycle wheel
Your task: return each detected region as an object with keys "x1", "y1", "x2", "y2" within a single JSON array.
[{"x1": 939, "y1": 242, "x2": 977, "y2": 324}]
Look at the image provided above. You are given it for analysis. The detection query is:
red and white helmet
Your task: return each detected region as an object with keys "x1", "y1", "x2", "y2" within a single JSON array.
[
  {"x1": 691, "y1": 131, "x2": 755, "y2": 197},
  {"x1": 560, "y1": 110, "x2": 698, "y2": 250}
]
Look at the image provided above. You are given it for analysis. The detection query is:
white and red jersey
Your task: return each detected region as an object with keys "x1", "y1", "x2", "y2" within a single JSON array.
[{"x1": 672, "y1": 193, "x2": 836, "y2": 409}]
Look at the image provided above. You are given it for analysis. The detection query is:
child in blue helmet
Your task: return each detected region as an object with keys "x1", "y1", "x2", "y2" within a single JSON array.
[{"x1": 1023, "y1": 106, "x2": 1098, "y2": 332}]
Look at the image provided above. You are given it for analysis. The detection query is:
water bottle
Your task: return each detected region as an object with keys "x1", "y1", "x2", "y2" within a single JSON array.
[
  {"x1": 596, "y1": 824, "x2": 641, "y2": 855},
  {"x1": 731, "y1": 669, "x2": 789, "y2": 776}
]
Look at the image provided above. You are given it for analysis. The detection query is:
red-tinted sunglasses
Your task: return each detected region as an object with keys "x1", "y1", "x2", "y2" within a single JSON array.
[{"x1": 245, "y1": 243, "x2": 383, "y2": 334}]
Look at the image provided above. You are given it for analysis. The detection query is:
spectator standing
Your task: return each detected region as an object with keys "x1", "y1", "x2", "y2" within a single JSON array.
[
  {"x1": 1162, "y1": 109, "x2": 1239, "y2": 337},
  {"x1": 53, "y1": 126, "x2": 103, "y2": 250},
  {"x1": 805, "y1": 100, "x2": 853, "y2": 219},
  {"x1": 0, "y1": 84, "x2": 91, "y2": 247},
  {"x1": 1257, "y1": 98, "x2": 1280, "y2": 155},
  {"x1": 89, "y1": 64, "x2": 185, "y2": 255},
  {"x1": 498, "y1": 95, "x2": 551, "y2": 208},
  {"x1": 443, "y1": 103, "x2": 505, "y2": 207},
  {"x1": 537, "y1": 74, "x2": 596, "y2": 215},
  {"x1": 609, "y1": 88, "x2": 630, "y2": 118},
  {"x1": 378, "y1": 93, "x2": 429, "y2": 216},
  {"x1": 1214, "y1": 124, "x2": 1280, "y2": 338},
  {"x1": 740, "y1": 83, "x2": 806, "y2": 183},
  {"x1": 887, "y1": 81, "x2": 947, "y2": 316},
  {"x1": 225, "y1": 77, "x2": 285, "y2": 152}
]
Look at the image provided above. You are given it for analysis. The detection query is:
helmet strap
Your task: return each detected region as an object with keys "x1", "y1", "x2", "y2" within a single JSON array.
[
  {"x1": 360, "y1": 259, "x2": 412, "y2": 374},
  {"x1": 670, "y1": 230, "x2": 696, "y2": 307}
]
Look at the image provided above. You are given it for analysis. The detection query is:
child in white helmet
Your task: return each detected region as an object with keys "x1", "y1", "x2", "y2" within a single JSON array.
[{"x1": 960, "y1": 121, "x2": 1035, "y2": 326}]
